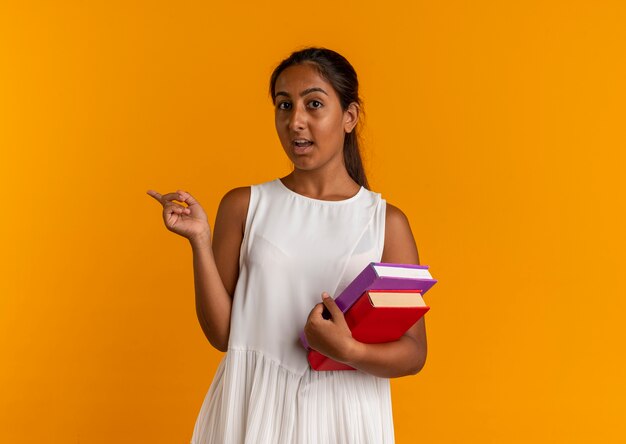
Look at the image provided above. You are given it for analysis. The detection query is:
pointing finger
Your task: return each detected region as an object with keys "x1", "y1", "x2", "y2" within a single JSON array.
[{"x1": 146, "y1": 190, "x2": 163, "y2": 203}]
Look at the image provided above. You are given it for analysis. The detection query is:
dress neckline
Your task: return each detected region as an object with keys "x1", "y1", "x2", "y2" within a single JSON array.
[{"x1": 275, "y1": 178, "x2": 364, "y2": 204}]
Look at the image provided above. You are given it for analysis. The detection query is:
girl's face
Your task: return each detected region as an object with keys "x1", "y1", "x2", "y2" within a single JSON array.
[{"x1": 273, "y1": 63, "x2": 358, "y2": 172}]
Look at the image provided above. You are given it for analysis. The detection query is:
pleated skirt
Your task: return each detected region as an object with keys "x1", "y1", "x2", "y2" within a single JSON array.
[{"x1": 190, "y1": 348, "x2": 395, "y2": 444}]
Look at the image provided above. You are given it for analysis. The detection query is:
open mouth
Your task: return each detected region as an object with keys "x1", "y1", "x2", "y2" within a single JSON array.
[{"x1": 292, "y1": 139, "x2": 313, "y2": 148}]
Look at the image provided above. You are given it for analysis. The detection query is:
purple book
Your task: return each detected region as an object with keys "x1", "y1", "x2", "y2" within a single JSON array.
[{"x1": 299, "y1": 262, "x2": 437, "y2": 350}]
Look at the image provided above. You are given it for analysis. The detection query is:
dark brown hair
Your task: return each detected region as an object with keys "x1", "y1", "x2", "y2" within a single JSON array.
[{"x1": 269, "y1": 47, "x2": 369, "y2": 189}]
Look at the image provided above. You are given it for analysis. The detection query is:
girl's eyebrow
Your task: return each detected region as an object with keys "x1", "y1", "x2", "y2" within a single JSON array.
[{"x1": 275, "y1": 87, "x2": 329, "y2": 99}]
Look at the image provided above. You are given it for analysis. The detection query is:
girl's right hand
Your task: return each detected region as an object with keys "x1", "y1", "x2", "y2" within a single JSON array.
[{"x1": 146, "y1": 189, "x2": 211, "y2": 243}]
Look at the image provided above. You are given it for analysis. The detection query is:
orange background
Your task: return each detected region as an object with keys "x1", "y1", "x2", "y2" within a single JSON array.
[{"x1": 1, "y1": 1, "x2": 625, "y2": 443}]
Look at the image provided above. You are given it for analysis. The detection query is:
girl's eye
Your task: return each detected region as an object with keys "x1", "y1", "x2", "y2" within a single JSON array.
[{"x1": 276, "y1": 100, "x2": 322, "y2": 110}]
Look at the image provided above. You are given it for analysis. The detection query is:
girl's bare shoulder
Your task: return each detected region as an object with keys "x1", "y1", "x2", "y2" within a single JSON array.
[
  {"x1": 220, "y1": 186, "x2": 251, "y2": 208},
  {"x1": 382, "y1": 202, "x2": 420, "y2": 264},
  {"x1": 216, "y1": 186, "x2": 251, "y2": 234}
]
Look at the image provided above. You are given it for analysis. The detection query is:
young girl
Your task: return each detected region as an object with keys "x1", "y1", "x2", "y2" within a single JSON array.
[{"x1": 147, "y1": 47, "x2": 426, "y2": 443}]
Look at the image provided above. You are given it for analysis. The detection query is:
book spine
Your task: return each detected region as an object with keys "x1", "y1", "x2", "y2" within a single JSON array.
[
  {"x1": 368, "y1": 276, "x2": 437, "y2": 292},
  {"x1": 299, "y1": 331, "x2": 309, "y2": 349},
  {"x1": 334, "y1": 264, "x2": 379, "y2": 312}
]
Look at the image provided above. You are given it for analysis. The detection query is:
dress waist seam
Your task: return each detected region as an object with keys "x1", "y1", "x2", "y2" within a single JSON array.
[{"x1": 226, "y1": 346, "x2": 306, "y2": 377}]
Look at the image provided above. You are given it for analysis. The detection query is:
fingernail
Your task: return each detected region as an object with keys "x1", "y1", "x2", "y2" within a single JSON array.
[{"x1": 322, "y1": 292, "x2": 329, "y2": 299}]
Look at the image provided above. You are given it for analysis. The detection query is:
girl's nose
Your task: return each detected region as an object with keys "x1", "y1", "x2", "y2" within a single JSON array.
[{"x1": 288, "y1": 104, "x2": 306, "y2": 131}]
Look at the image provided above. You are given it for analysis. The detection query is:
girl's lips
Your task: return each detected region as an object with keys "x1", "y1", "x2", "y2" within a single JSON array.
[{"x1": 293, "y1": 143, "x2": 313, "y2": 155}]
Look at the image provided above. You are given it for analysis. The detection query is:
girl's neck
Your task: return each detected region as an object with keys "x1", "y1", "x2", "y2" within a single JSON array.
[{"x1": 281, "y1": 170, "x2": 360, "y2": 201}]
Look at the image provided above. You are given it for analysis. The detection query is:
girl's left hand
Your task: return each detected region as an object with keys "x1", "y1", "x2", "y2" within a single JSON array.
[{"x1": 304, "y1": 292, "x2": 358, "y2": 363}]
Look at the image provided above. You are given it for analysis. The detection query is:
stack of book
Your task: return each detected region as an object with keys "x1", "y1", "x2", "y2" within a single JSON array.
[{"x1": 299, "y1": 262, "x2": 437, "y2": 371}]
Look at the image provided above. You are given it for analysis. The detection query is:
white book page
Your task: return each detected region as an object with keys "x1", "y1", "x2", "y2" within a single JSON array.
[{"x1": 373, "y1": 264, "x2": 432, "y2": 279}]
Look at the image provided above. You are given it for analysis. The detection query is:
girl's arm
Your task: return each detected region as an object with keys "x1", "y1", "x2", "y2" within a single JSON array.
[
  {"x1": 343, "y1": 202, "x2": 427, "y2": 377},
  {"x1": 190, "y1": 187, "x2": 250, "y2": 352},
  {"x1": 305, "y1": 202, "x2": 427, "y2": 378}
]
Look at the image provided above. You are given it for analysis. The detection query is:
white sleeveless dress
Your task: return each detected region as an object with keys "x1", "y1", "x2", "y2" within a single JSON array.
[{"x1": 190, "y1": 177, "x2": 394, "y2": 444}]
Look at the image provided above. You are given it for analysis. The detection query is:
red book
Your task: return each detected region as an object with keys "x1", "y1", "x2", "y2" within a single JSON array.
[{"x1": 307, "y1": 289, "x2": 430, "y2": 371}]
